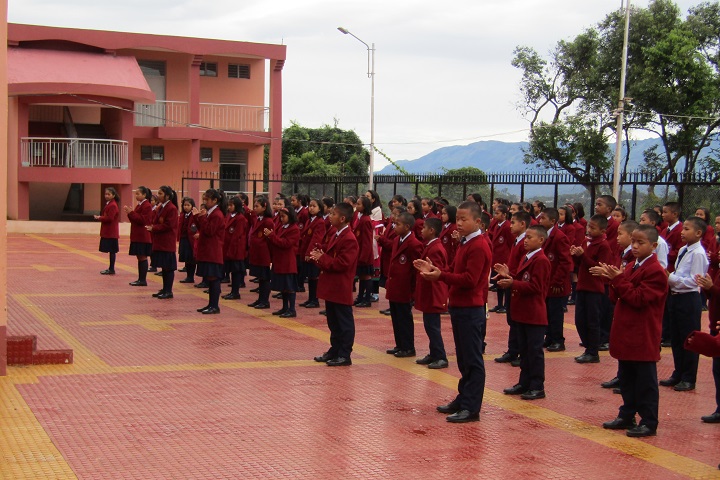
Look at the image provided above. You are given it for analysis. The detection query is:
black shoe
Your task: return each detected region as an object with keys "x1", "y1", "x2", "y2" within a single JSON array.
[
  {"x1": 178, "y1": 267, "x2": 187, "y2": 273},
  {"x1": 546, "y1": 343, "x2": 565, "y2": 352},
  {"x1": 319, "y1": 310, "x2": 326, "y2": 315},
  {"x1": 673, "y1": 381, "x2": 695, "y2": 391},
  {"x1": 660, "y1": 340, "x2": 672, "y2": 348},
  {"x1": 702, "y1": 412, "x2": 720, "y2": 423},
  {"x1": 179, "y1": 278, "x2": 195, "y2": 284},
  {"x1": 203, "y1": 290, "x2": 209, "y2": 294},
  {"x1": 353, "y1": 297, "x2": 362, "y2": 306},
  {"x1": 129, "y1": 280, "x2": 147, "y2": 286},
  {"x1": 601, "y1": 377, "x2": 620, "y2": 389},
  {"x1": 489, "y1": 285, "x2": 498, "y2": 292},
  {"x1": 201, "y1": 307, "x2": 220, "y2": 314},
  {"x1": 197, "y1": 305, "x2": 210, "y2": 312},
  {"x1": 613, "y1": 388, "x2": 622, "y2": 394},
  {"x1": 304, "y1": 301, "x2": 320, "y2": 308},
  {"x1": 510, "y1": 358, "x2": 521, "y2": 367},
  {"x1": 154, "y1": 271, "x2": 163, "y2": 276},
  {"x1": 251, "y1": 278, "x2": 259, "y2": 283},
  {"x1": 247, "y1": 300, "x2": 260, "y2": 307},
  {"x1": 326, "y1": 357, "x2": 351, "y2": 366},
  {"x1": 355, "y1": 301, "x2": 371, "y2": 308},
  {"x1": 575, "y1": 353, "x2": 600, "y2": 364},
  {"x1": 272, "y1": 308, "x2": 287, "y2": 316},
  {"x1": 494, "y1": 352, "x2": 518, "y2": 363},
  {"x1": 602, "y1": 417, "x2": 636, "y2": 430},
  {"x1": 147, "y1": 267, "x2": 158, "y2": 273},
  {"x1": 380, "y1": 309, "x2": 391, "y2": 315},
  {"x1": 298, "y1": 300, "x2": 310, "y2": 307},
  {"x1": 503, "y1": 384, "x2": 527, "y2": 395},
  {"x1": 157, "y1": 292, "x2": 174, "y2": 299},
  {"x1": 446, "y1": 410, "x2": 479, "y2": 423},
  {"x1": 314, "y1": 352, "x2": 333, "y2": 362},
  {"x1": 416, "y1": 355, "x2": 434, "y2": 365},
  {"x1": 598, "y1": 343, "x2": 609, "y2": 351},
  {"x1": 428, "y1": 359, "x2": 449, "y2": 369},
  {"x1": 100, "y1": 269, "x2": 115, "y2": 275},
  {"x1": 296, "y1": 287, "x2": 306, "y2": 293},
  {"x1": 488, "y1": 305, "x2": 500, "y2": 313},
  {"x1": 254, "y1": 303, "x2": 270, "y2": 309},
  {"x1": 567, "y1": 299, "x2": 575, "y2": 305},
  {"x1": 659, "y1": 377, "x2": 680, "y2": 387},
  {"x1": 386, "y1": 347, "x2": 400, "y2": 355},
  {"x1": 272, "y1": 292, "x2": 283, "y2": 299},
  {"x1": 520, "y1": 390, "x2": 545, "y2": 400},
  {"x1": 394, "y1": 349, "x2": 416, "y2": 358},
  {"x1": 436, "y1": 402, "x2": 460, "y2": 414},
  {"x1": 626, "y1": 425, "x2": 656, "y2": 437},
  {"x1": 194, "y1": 282, "x2": 208, "y2": 288},
  {"x1": 220, "y1": 278, "x2": 230, "y2": 284},
  {"x1": 152, "y1": 290, "x2": 165, "y2": 297},
  {"x1": 250, "y1": 287, "x2": 260, "y2": 293},
  {"x1": 279, "y1": 311, "x2": 297, "y2": 318},
  {"x1": 222, "y1": 293, "x2": 241, "y2": 300},
  {"x1": 495, "y1": 307, "x2": 507, "y2": 314}
]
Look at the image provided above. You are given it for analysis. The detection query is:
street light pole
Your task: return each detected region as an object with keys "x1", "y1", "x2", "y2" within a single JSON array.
[
  {"x1": 338, "y1": 27, "x2": 375, "y2": 189},
  {"x1": 612, "y1": 0, "x2": 631, "y2": 201}
]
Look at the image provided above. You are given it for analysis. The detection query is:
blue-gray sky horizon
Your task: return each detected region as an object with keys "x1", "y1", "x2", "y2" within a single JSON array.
[{"x1": 9, "y1": 0, "x2": 700, "y2": 168}]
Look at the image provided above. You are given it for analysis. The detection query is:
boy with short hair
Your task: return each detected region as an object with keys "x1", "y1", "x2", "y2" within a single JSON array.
[
  {"x1": 489, "y1": 204, "x2": 513, "y2": 313},
  {"x1": 495, "y1": 225, "x2": 551, "y2": 400},
  {"x1": 595, "y1": 195, "x2": 619, "y2": 253},
  {"x1": 415, "y1": 217, "x2": 450, "y2": 369},
  {"x1": 309, "y1": 203, "x2": 359, "y2": 367},
  {"x1": 595, "y1": 224, "x2": 668, "y2": 437},
  {"x1": 661, "y1": 201, "x2": 685, "y2": 271},
  {"x1": 415, "y1": 201, "x2": 492, "y2": 423},
  {"x1": 385, "y1": 212, "x2": 423, "y2": 358},
  {"x1": 639, "y1": 210, "x2": 669, "y2": 268},
  {"x1": 570, "y1": 214, "x2": 614, "y2": 363},
  {"x1": 660, "y1": 216, "x2": 709, "y2": 391}
]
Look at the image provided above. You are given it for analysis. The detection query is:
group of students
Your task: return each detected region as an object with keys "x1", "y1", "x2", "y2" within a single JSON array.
[{"x1": 94, "y1": 186, "x2": 720, "y2": 434}]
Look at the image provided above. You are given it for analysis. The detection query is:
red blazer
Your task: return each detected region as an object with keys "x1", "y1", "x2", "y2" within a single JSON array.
[
  {"x1": 576, "y1": 235, "x2": 613, "y2": 293},
  {"x1": 661, "y1": 222, "x2": 685, "y2": 272},
  {"x1": 295, "y1": 207, "x2": 310, "y2": 231},
  {"x1": 377, "y1": 222, "x2": 398, "y2": 277},
  {"x1": 353, "y1": 213, "x2": 374, "y2": 266},
  {"x1": 507, "y1": 235, "x2": 527, "y2": 277},
  {"x1": 299, "y1": 215, "x2": 327, "y2": 257},
  {"x1": 320, "y1": 220, "x2": 337, "y2": 251},
  {"x1": 605, "y1": 216, "x2": 619, "y2": 254},
  {"x1": 150, "y1": 201, "x2": 179, "y2": 252},
  {"x1": 195, "y1": 207, "x2": 225, "y2": 264},
  {"x1": 509, "y1": 250, "x2": 551, "y2": 325},
  {"x1": 685, "y1": 331, "x2": 720, "y2": 358},
  {"x1": 543, "y1": 227, "x2": 573, "y2": 297},
  {"x1": 609, "y1": 254, "x2": 668, "y2": 361},
  {"x1": 316, "y1": 225, "x2": 359, "y2": 305},
  {"x1": 412, "y1": 217, "x2": 425, "y2": 241},
  {"x1": 571, "y1": 222, "x2": 586, "y2": 247},
  {"x1": 490, "y1": 220, "x2": 513, "y2": 265},
  {"x1": 98, "y1": 200, "x2": 120, "y2": 239},
  {"x1": 439, "y1": 233, "x2": 492, "y2": 308},
  {"x1": 414, "y1": 239, "x2": 449, "y2": 313},
  {"x1": 177, "y1": 212, "x2": 198, "y2": 250},
  {"x1": 224, "y1": 213, "x2": 248, "y2": 261},
  {"x1": 702, "y1": 226, "x2": 716, "y2": 259},
  {"x1": 385, "y1": 234, "x2": 423, "y2": 303},
  {"x1": 267, "y1": 224, "x2": 300, "y2": 274},
  {"x1": 439, "y1": 222, "x2": 458, "y2": 266},
  {"x1": 249, "y1": 216, "x2": 274, "y2": 267},
  {"x1": 127, "y1": 200, "x2": 152, "y2": 243}
]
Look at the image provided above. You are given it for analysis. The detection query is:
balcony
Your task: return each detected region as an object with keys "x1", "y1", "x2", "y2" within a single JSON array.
[
  {"x1": 21, "y1": 137, "x2": 128, "y2": 169},
  {"x1": 134, "y1": 101, "x2": 269, "y2": 132}
]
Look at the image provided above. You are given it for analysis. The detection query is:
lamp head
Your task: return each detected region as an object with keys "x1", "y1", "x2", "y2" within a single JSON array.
[{"x1": 338, "y1": 27, "x2": 349, "y2": 34}]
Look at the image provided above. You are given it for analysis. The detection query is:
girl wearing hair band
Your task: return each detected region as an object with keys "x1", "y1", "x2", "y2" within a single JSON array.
[
  {"x1": 192, "y1": 189, "x2": 227, "y2": 314},
  {"x1": 264, "y1": 207, "x2": 300, "y2": 317},
  {"x1": 123, "y1": 186, "x2": 153, "y2": 285},
  {"x1": 146, "y1": 186, "x2": 179, "y2": 299},
  {"x1": 95, "y1": 187, "x2": 120, "y2": 275}
]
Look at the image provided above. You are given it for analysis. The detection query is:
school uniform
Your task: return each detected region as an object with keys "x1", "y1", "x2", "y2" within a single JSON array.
[
  {"x1": 248, "y1": 216, "x2": 274, "y2": 305},
  {"x1": 500, "y1": 232, "x2": 527, "y2": 360},
  {"x1": 195, "y1": 206, "x2": 225, "y2": 278},
  {"x1": 439, "y1": 222, "x2": 458, "y2": 266},
  {"x1": 150, "y1": 200, "x2": 179, "y2": 270},
  {"x1": 489, "y1": 219, "x2": 513, "y2": 309},
  {"x1": 98, "y1": 199, "x2": 120, "y2": 253},
  {"x1": 385, "y1": 232, "x2": 423, "y2": 353},
  {"x1": 315, "y1": 225, "x2": 360, "y2": 361},
  {"x1": 666, "y1": 241, "x2": 709, "y2": 385},
  {"x1": 438, "y1": 229, "x2": 492, "y2": 417},
  {"x1": 575, "y1": 234, "x2": 613, "y2": 358},
  {"x1": 127, "y1": 199, "x2": 153, "y2": 256},
  {"x1": 178, "y1": 212, "x2": 197, "y2": 263},
  {"x1": 353, "y1": 213, "x2": 375, "y2": 273},
  {"x1": 223, "y1": 212, "x2": 248, "y2": 295},
  {"x1": 661, "y1": 221, "x2": 685, "y2": 273},
  {"x1": 510, "y1": 248, "x2": 551, "y2": 393},
  {"x1": 299, "y1": 215, "x2": 326, "y2": 280},
  {"x1": 376, "y1": 221, "x2": 398, "y2": 288},
  {"x1": 267, "y1": 223, "x2": 301, "y2": 291},
  {"x1": 295, "y1": 206, "x2": 309, "y2": 231},
  {"x1": 542, "y1": 227, "x2": 573, "y2": 347},
  {"x1": 415, "y1": 237, "x2": 449, "y2": 363},
  {"x1": 608, "y1": 254, "x2": 668, "y2": 432},
  {"x1": 605, "y1": 216, "x2": 619, "y2": 254},
  {"x1": 412, "y1": 217, "x2": 425, "y2": 242}
]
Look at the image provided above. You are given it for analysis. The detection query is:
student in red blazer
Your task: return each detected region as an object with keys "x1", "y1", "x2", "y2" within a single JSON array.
[
  {"x1": 193, "y1": 189, "x2": 226, "y2": 314},
  {"x1": 570, "y1": 215, "x2": 614, "y2": 363},
  {"x1": 595, "y1": 195, "x2": 619, "y2": 254},
  {"x1": 95, "y1": 187, "x2": 120, "y2": 275},
  {"x1": 177, "y1": 197, "x2": 198, "y2": 285},
  {"x1": 407, "y1": 199, "x2": 425, "y2": 241},
  {"x1": 353, "y1": 196, "x2": 376, "y2": 307},
  {"x1": 264, "y1": 207, "x2": 301, "y2": 317},
  {"x1": 440, "y1": 206, "x2": 458, "y2": 266},
  {"x1": 147, "y1": 186, "x2": 179, "y2": 299},
  {"x1": 299, "y1": 199, "x2": 327, "y2": 308},
  {"x1": 248, "y1": 197, "x2": 275, "y2": 309},
  {"x1": 376, "y1": 206, "x2": 402, "y2": 315},
  {"x1": 489, "y1": 204, "x2": 513, "y2": 313},
  {"x1": 661, "y1": 202, "x2": 685, "y2": 272},
  {"x1": 222, "y1": 197, "x2": 249, "y2": 301},
  {"x1": 385, "y1": 212, "x2": 424, "y2": 358},
  {"x1": 594, "y1": 225, "x2": 668, "y2": 438},
  {"x1": 496, "y1": 225, "x2": 551, "y2": 400},
  {"x1": 292, "y1": 194, "x2": 310, "y2": 292},
  {"x1": 310, "y1": 202, "x2": 360, "y2": 366},
  {"x1": 414, "y1": 218, "x2": 450, "y2": 369},
  {"x1": 123, "y1": 186, "x2": 153, "y2": 286},
  {"x1": 537, "y1": 208, "x2": 573, "y2": 351}
]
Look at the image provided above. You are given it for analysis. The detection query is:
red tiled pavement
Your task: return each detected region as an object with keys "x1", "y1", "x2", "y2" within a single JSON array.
[{"x1": 2, "y1": 233, "x2": 720, "y2": 479}]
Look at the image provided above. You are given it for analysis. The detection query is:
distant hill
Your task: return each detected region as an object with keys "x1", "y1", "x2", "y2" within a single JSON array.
[{"x1": 376, "y1": 137, "x2": 714, "y2": 174}]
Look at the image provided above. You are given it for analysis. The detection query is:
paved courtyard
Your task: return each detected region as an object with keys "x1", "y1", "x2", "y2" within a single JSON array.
[{"x1": 2, "y1": 233, "x2": 720, "y2": 479}]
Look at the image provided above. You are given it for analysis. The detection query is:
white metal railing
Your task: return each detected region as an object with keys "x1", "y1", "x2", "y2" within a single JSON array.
[
  {"x1": 21, "y1": 137, "x2": 128, "y2": 169},
  {"x1": 134, "y1": 100, "x2": 189, "y2": 127},
  {"x1": 200, "y1": 103, "x2": 269, "y2": 132}
]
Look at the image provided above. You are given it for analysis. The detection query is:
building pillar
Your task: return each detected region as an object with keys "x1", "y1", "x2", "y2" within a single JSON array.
[
  {"x1": 268, "y1": 59, "x2": 283, "y2": 199},
  {"x1": 1, "y1": 0, "x2": 9, "y2": 376}
]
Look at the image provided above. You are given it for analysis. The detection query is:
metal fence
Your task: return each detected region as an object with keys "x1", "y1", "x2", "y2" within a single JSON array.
[{"x1": 181, "y1": 170, "x2": 720, "y2": 220}]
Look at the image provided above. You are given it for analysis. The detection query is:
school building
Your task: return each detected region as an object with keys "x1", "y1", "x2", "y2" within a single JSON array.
[{"x1": 6, "y1": 23, "x2": 286, "y2": 221}]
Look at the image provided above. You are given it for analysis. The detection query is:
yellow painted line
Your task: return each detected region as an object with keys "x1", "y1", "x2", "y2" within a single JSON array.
[
  {"x1": 80, "y1": 314, "x2": 215, "y2": 332},
  {"x1": 26, "y1": 234, "x2": 138, "y2": 274}
]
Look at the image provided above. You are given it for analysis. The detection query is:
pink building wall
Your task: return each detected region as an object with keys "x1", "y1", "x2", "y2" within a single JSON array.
[{"x1": 1, "y1": 0, "x2": 8, "y2": 376}]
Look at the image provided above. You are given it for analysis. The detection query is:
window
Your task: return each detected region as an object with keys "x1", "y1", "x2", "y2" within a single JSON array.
[
  {"x1": 138, "y1": 60, "x2": 166, "y2": 77},
  {"x1": 140, "y1": 145, "x2": 165, "y2": 161},
  {"x1": 228, "y1": 63, "x2": 250, "y2": 79},
  {"x1": 200, "y1": 147, "x2": 213, "y2": 163},
  {"x1": 199, "y1": 62, "x2": 217, "y2": 77}
]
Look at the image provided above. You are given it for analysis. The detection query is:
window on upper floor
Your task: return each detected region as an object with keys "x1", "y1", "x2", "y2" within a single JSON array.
[
  {"x1": 200, "y1": 62, "x2": 218, "y2": 77},
  {"x1": 200, "y1": 147, "x2": 213, "y2": 163},
  {"x1": 228, "y1": 64, "x2": 251, "y2": 79},
  {"x1": 140, "y1": 145, "x2": 165, "y2": 161}
]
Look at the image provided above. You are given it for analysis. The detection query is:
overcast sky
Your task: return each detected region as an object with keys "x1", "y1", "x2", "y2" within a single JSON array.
[{"x1": 9, "y1": 0, "x2": 700, "y2": 168}]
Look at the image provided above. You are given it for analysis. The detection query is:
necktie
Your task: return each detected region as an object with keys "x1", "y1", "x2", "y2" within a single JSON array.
[
  {"x1": 632, "y1": 262, "x2": 640, "y2": 271},
  {"x1": 677, "y1": 248, "x2": 688, "y2": 266},
  {"x1": 461, "y1": 237, "x2": 467, "y2": 245},
  {"x1": 522, "y1": 256, "x2": 529, "y2": 265}
]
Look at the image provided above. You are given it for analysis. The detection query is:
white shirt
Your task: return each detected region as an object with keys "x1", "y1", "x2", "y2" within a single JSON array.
[
  {"x1": 207, "y1": 204, "x2": 218, "y2": 216},
  {"x1": 336, "y1": 225, "x2": 349, "y2": 237},
  {"x1": 461, "y1": 229, "x2": 483, "y2": 244},
  {"x1": 654, "y1": 236, "x2": 669, "y2": 268},
  {"x1": 524, "y1": 247, "x2": 542, "y2": 262},
  {"x1": 514, "y1": 232, "x2": 526, "y2": 245},
  {"x1": 398, "y1": 232, "x2": 412, "y2": 244},
  {"x1": 668, "y1": 241, "x2": 709, "y2": 293},
  {"x1": 426, "y1": 237, "x2": 439, "y2": 246}
]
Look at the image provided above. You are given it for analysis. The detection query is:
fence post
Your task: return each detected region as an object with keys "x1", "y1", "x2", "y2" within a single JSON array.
[
  {"x1": 520, "y1": 183, "x2": 525, "y2": 202},
  {"x1": 631, "y1": 183, "x2": 637, "y2": 220},
  {"x1": 553, "y1": 181, "x2": 559, "y2": 208}
]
